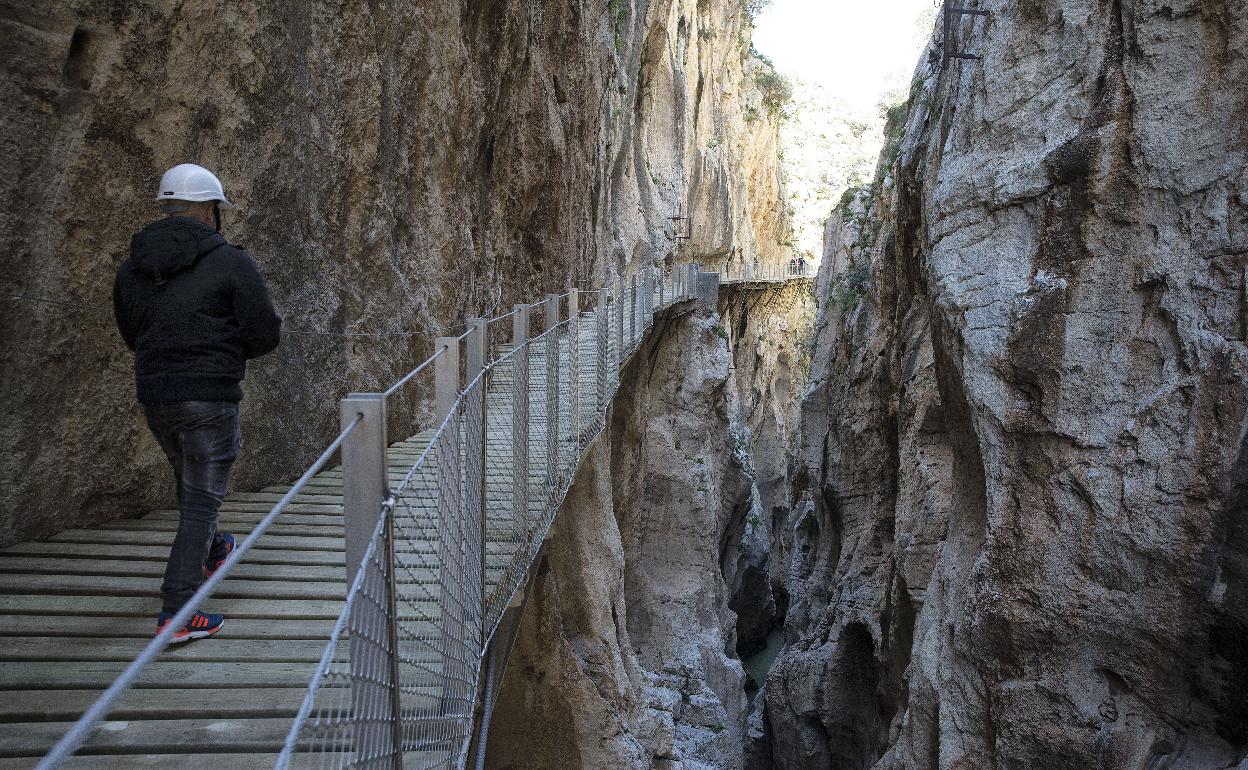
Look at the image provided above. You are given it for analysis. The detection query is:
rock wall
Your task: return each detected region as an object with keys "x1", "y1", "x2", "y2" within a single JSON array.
[
  {"x1": 755, "y1": 1, "x2": 1248, "y2": 768},
  {"x1": 485, "y1": 280, "x2": 812, "y2": 770},
  {"x1": 0, "y1": 0, "x2": 786, "y2": 545}
]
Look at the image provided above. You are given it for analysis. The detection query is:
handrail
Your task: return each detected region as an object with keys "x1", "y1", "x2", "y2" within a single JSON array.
[{"x1": 35, "y1": 416, "x2": 364, "y2": 770}]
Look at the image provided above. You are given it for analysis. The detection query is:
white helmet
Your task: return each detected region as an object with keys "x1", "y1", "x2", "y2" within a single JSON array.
[{"x1": 155, "y1": 163, "x2": 236, "y2": 209}]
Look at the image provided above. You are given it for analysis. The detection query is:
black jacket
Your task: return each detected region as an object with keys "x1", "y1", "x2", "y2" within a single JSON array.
[{"x1": 113, "y1": 217, "x2": 282, "y2": 404}]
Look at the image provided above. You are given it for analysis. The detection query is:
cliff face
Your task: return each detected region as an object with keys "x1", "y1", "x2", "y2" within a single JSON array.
[
  {"x1": 756, "y1": 1, "x2": 1248, "y2": 768},
  {"x1": 0, "y1": 0, "x2": 785, "y2": 544}
]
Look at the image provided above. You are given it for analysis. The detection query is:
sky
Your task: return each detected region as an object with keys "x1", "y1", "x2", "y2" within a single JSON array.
[{"x1": 752, "y1": 0, "x2": 936, "y2": 112}]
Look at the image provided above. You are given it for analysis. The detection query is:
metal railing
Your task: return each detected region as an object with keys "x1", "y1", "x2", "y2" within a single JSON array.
[
  {"x1": 720, "y1": 261, "x2": 815, "y2": 284},
  {"x1": 278, "y1": 266, "x2": 707, "y2": 769},
  {"x1": 37, "y1": 262, "x2": 812, "y2": 769}
]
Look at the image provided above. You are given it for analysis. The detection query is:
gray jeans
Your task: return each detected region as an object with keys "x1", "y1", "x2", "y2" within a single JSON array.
[{"x1": 143, "y1": 401, "x2": 240, "y2": 614}]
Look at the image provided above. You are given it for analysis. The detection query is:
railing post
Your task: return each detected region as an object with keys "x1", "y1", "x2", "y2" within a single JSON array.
[
  {"x1": 542, "y1": 294, "x2": 559, "y2": 491},
  {"x1": 434, "y1": 336, "x2": 467, "y2": 720},
  {"x1": 596, "y1": 287, "x2": 608, "y2": 413},
  {"x1": 342, "y1": 394, "x2": 388, "y2": 586},
  {"x1": 568, "y1": 289, "x2": 581, "y2": 452},
  {"x1": 340, "y1": 392, "x2": 402, "y2": 768},
  {"x1": 465, "y1": 319, "x2": 489, "y2": 645},
  {"x1": 643, "y1": 270, "x2": 652, "y2": 329},
  {"x1": 615, "y1": 276, "x2": 624, "y2": 365},
  {"x1": 511, "y1": 305, "x2": 530, "y2": 532},
  {"x1": 630, "y1": 274, "x2": 639, "y2": 348}
]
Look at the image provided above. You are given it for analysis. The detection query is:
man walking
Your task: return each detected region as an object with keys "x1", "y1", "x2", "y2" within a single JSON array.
[{"x1": 113, "y1": 163, "x2": 281, "y2": 642}]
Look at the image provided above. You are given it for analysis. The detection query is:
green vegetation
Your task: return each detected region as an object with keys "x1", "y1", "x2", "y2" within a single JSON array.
[
  {"x1": 647, "y1": 161, "x2": 661, "y2": 187},
  {"x1": 832, "y1": 262, "x2": 871, "y2": 310},
  {"x1": 875, "y1": 97, "x2": 909, "y2": 187},
  {"x1": 793, "y1": 299, "x2": 817, "y2": 381},
  {"x1": 835, "y1": 180, "x2": 871, "y2": 213},
  {"x1": 611, "y1": 0, "x2": 628, "y2": 54},
  {"x1": 742, "y1": 0, "x2": 772, "y2": 19},
  {"x1": 755, "y1": 68, "x2": 793, "y2": 118},
  {"x1": 610, "y1": 0, "x2": 627, "y2": 25},
  {"x1": 712, "y1": 323, "x2": 729, "y2": 340},
  {"x1": 708, "y1": 723, "x2": 726, "y2": 734}
]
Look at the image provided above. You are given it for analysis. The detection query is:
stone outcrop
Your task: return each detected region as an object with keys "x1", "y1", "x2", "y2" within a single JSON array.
[
  {"x1": 755, "y1": 1, "x2": 1248, "y2": 768},
  {"x1": 0, "y1": 0, "x2": 786, "y2": 545}
]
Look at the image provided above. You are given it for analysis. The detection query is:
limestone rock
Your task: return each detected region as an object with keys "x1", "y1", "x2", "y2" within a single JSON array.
[
  {"x1": 0, "y1": 0, "x2": 787, "y2": 545},
  {"x1": 762, "y1": 1, "x2": 1248, "y2": 768}
]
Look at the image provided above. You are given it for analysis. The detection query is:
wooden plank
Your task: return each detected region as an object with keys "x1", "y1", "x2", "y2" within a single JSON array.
[
  {"x1": 0, "y1": 662, "x2": 327, "y2": 690},
  {"x1": 0, "y1": 574, "x2": 346, "y2": 601},
  {"x1": 2, "y1": 543, "x2": 344, "y2": 566},
  {"x1": 0, "y1": 636, "x2": 330, "y2": 663},
  {"x1": 0, "y1": 688, "x2": 310, "y2": 723},
  {"x1": 0, "y1": 716, "x2": 421, "y2": 758},
  {"x1": 94, "y1": 520, "x2": 347, "y2": 538},
  {"x1": 0, "y1": 616, "x2": 337, "y2": 640},
  {"x1": 0, "y1": 557, "x2": 343, "y2": 583},
  {"x1": 0, "y1": 661, "x2": 446, "y2": 693},
  {"x1": 47, "y1": 531, "x2": 344, "y2": 551},
  {"x1": 0, "y1": 686, "x2": 444, "y2": 725},
  {"x1": 0, "y1": 754, "x2": 292, "y2": 769},
  {"x1": 0, "y1": 596, "x2": 346, "y2": 619},
  {"x1": 144, "y1": 510, "x2": 344, "y2": 526},
  {"x1": 211, "y1": 491, "x2": 343, "y2": 503}
]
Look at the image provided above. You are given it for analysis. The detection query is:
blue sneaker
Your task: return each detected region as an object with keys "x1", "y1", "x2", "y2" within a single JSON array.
[
  {"x1": 203, "y1": 533, "x2": 236, "y2": 577},
  {"x1": 156, "y1": 610, "x2": 224, "y2": 643}
]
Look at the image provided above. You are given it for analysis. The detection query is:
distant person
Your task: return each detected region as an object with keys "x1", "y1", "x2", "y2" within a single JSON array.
[{"x1": 113, "y1": 163, "x2": 281, "y2": 642}]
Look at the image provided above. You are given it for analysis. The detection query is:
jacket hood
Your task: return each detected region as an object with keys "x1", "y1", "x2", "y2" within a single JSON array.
[{"x1": 129, "y1": 217, "x2": 228, "y2": 283}]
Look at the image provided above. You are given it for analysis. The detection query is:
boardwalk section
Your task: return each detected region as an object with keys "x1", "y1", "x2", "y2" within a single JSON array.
[{"x1": 1, "y1": 267, "x2": 812, "y2": 769}]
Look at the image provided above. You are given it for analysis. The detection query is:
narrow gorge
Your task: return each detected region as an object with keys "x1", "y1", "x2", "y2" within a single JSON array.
[{"x1": 2, "y1": 1, "x2": 1246, "y2": 769}]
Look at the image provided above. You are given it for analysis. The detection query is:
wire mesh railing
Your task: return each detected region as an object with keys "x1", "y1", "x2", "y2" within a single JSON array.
[
  {"x1": 36, "y1": 262, "x2": 813, "y2": 769},
  {"x1": 720, "y1": 261, "x2": 816, "y2": 284},
  {"x1": 278, "y1": 270, "x2": 698, "y2": 769}
]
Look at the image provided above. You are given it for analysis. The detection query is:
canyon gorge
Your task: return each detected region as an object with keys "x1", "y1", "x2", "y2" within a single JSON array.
[{"x1": 1, "y1": 0, "x2": 1246, "y2": 769}]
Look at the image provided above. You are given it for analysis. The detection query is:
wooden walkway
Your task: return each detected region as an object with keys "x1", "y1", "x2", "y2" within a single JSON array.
[{"x1": 0, "y1": 313, "x2": 615, "y2": 768}]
